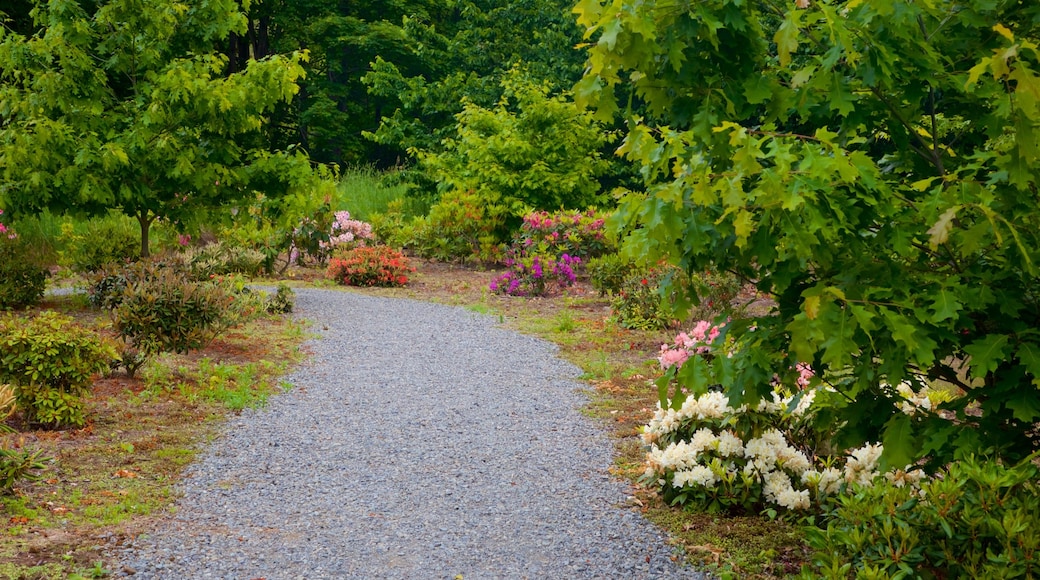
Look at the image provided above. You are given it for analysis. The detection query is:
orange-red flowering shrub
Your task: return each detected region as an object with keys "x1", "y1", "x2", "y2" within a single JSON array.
[{"x1": 326, "y1": 246, "x2": 414, "y2": 287}]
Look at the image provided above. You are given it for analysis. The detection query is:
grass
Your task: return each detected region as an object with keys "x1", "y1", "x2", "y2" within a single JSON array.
[
  {"x1": 0, "y1": 295, "x2": 308, "y2": 578},
  {"x1": 333, "y1": 166, "x2": 411, "y2": 222}
]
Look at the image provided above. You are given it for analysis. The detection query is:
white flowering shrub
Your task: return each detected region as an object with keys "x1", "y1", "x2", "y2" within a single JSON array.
[{"x1": 642, "y1": 322, "x2": 928, "y2": 515}]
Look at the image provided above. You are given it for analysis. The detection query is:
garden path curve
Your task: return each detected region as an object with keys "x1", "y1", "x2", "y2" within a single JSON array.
[{"x1": 117, "y1": 288, "x2": 702, "y2": 579}]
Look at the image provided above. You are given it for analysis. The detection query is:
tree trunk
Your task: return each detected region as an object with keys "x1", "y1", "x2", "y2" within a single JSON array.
[{"x1": 137, "y1": 210, "x2": 153, "y2": 258}]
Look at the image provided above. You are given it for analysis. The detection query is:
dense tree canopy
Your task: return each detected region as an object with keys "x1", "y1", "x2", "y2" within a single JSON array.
[
  {"x1": 576, "y1": 0, "x2": 1040, "y2": 467},
  {"x1": 0, "y1": 0, "x2": 313, "y2": 255}
]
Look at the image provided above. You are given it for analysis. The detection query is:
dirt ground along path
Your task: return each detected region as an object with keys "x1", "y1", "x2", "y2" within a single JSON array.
[{"x1": 116, "y1": 288, "x2": 702, "y2": 579}]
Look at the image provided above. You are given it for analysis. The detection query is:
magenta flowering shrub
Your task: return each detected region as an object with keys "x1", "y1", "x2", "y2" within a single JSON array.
[
  {"x1": 0, "y1": 209, "x2": 13, "y2": 239},
  {"x1": 489, "y1": 252, "x2": 581, "y2": 297},
  {"x1": 516, "y1": 209, "x2": 612, "y2": 259}
]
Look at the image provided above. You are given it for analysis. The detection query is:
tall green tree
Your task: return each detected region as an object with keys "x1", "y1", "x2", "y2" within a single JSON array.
[
  {"x1": 576, "y1": 0, "x2": 1040, "y2": 467},
  {"x1": 364, "y1": 0, "x2": 587, "y2": 158},
  {"x1": 0, "y1": 0, "x2": 312, "y2": 256}
]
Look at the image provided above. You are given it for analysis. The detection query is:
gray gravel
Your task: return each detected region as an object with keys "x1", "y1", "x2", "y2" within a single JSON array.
[{"x1": 117, "y1": 288, "x2": 702, "y2": 579}]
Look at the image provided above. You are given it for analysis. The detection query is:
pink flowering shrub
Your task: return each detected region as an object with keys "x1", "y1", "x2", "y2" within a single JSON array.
[
  {"x1": 325, "y1": 210, "x2": 374, "y2": 251},
  {"x1": 0, "y1": 209, "x2": 13, "y2": 239},
  {"x1": 489, "y1": 252, "x2": 580, "y2": 297},
  {"x1": 516, "y1": 209, "x2": 612, "y2": 259}
]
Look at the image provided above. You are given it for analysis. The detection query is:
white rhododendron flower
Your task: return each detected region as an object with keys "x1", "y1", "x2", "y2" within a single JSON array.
[
  {"x1": 673, "y1": 465, "x2": 718, "y2": 488},
  {"x1": 716, "y1": 431, "x2": 744, "y2": 457}
]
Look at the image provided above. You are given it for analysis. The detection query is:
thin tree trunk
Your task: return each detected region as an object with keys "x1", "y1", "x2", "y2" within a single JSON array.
[{"x1": 137, "y1": 210, "x2": 153, "y2": 258}]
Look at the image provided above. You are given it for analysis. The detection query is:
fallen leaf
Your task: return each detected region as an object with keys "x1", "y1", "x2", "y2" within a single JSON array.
[
  {"x1": 9, "y1": 516, "x2": 29, "y2": 524},
  {"x1": 113, "y1": 469, "x2": 138, "y2": 479}
]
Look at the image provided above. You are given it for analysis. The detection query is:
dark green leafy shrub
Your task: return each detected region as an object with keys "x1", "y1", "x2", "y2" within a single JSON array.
[
  {"x1": 86, "y1": 268, "x2": 130, "y2": 310},
  {"x1": 66, "y1": 217, "x2": 140, "y2": 273},
  {"x1": 612, "y1": 268, "x2": 674, "y2": 330},
  {"x1": 326, "y1": 246, "x2": 413, "y2": 287},
  {"x1": 266, "y1": 283, "x2": 295, "y2": 314},
  {"x1": 0, "y1": 236, "x2": 48, "y2": 309},
  {"x1": 0, "y1": 311, "x2": 117, "y2": 428},
  {"x1": 114, "y1": 263, "x2": 234, "y2": 355},
  {"x1": 588, "y1": 253, "x2": 636, "y2": 296},
  {"x1": 0, "y1": 447, "x2": 49, "y2": 491},
  {"x1": 688, "y1": 270, "x2": 742, "y2": 321},
  {"x1": 412, "y1": 189, "x2": 509, "y2": 263},
  {"x1": 803, "y1": 454, "x2": 1040, "y2": 579},
  {"x1": 369, "y1": 199, "x2": 420, "y2": 249}
]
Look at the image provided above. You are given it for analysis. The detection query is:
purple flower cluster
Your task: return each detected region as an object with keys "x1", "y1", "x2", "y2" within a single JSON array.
[{"x1": 489, "y1": 252, "x2": 581, "y2": 297}]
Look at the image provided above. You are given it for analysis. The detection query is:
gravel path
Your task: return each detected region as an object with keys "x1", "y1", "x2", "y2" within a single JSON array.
[{"x1": 118, "y1": 288, "x2": 702, "y2": 579}]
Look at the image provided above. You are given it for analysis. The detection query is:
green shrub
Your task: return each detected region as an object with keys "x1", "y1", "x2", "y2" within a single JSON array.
[
  {"x1": 0, "y1": 447, "x2": 49, "y2": 492},
  {"x1": 326, "y1": 246, "x2": 413, "y2": 287},
  {"x1": 689, "y1": 269, "x2": 743, "y2": 321},
  {"x1": 803, "y1": 454, "x2": 1040, "y2": 579},
  {"x1": 0, "y1": 311, "x2": 117, "y2": 428},
  {"x1": 114, "y1": 262, "x2": 234, "y2": 355},
  {"x1": 64, "y1": 216, "x2": 140, "y2": 272},
  {"x1": 266, "y1": 283, "x2": 295, "y2": 314},
  {"x1": 0, "y1": 236, "x2": 48, "y2": 310},
  {"x1": 369, "y1": 199, "x2": 419, "y2": 249},
  {"x1": 612, "y1": 268, "x2": 677, "y2": 330},
  {"x1": 412, "y1": 189, "x2": 509, "y2": 263},
  {"x1": 588, "y1": 253, "x2": 635, "y2": 296},
  {"x1": 183, "y1": 242, "x2": 266, "y2": 279}
]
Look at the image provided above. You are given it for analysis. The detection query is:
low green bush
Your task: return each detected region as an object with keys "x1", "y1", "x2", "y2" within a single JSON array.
[
  {"x1": 114, "y1": 261, "x2": 234, "y2": 355},
  {"x1": 266, "y1": 283, "x2": 295, "y2": 314},
  {"x1": 612, "y1": 268, "x2": 677, "y2": 330},
  {"x1": 0, "y1": 311, "x2": 117, "y2": 428},
  {"x1": 411, "y1": 189, "x2": 509, "y2": 263},
  {"x1": 588, "y1": 253, "x2": 637, "y2": 296},
  {"x1": 0, "y1": 446, "x2": 49, "y2": 491},
  {"x1": 64, "y1": 216, "x2": 140, "y2": 272},
  {"x1": 182, "y1": 242, "x2": 266, "y2": 279},
  {"x1": 803, "y1": 454, "x2": 1040, "y2": 579},
  {"x1": 0, "y1": 236, "x2": 48, "y2": 310},
  {"x1": 326, "y1": 246, "x2": 413, "y2": 287},
  {"x1": 368, "y1": 199, "x2": 419, "y2": 249}
]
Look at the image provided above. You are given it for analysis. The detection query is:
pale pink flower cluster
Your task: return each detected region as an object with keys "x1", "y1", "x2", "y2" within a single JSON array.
[
  {"x1": 658, "y1": 320, "x2": 725, "y2": 369},
  {"x1": 325, "y1": 210, "x2": 374, "y2": 249}
]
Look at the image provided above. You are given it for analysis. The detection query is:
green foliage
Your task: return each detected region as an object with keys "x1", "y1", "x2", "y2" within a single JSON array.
[
  {"x1": 411, "y1": 189, "x2": 509, "y2": 263},
  {"x1": 0, "y1": 235, "x2": 48, "y2": 310},
  {"x1": 0, "y1": 447, "x2": 48, "y2": 492},
  {"x1": 576, "y1": 0, "x2": 1040, "y2": 467},
  {"x1": 363, "y1": 0, "x2": 587, "y2": 160},
  {"x1": 369, "y1": 199, "x2": 420, "y2": 250},
  {"x1": 417, "y1": 69, "x2": 611, "y2": 218},
  {"x1": 804, "y1": 454, "x2": 1040, "y2": 579},
  {"x1": 0, "y1": 0, "x2": 313, "y2": 256},
  {"x1": 63, "y1": 215, "x2": 140, "y2": 273},
  {"x1": 266, "y1": 284, "x2": 295, "y2": 314},
  {"x1": 182, "y1": 242, "x2": 266, "y2": 279},
  {"x1": 326, "y1": 246, "x2": 413, "y2": 287},
  {"x1": 113, "y1": 261, "x2": 235, "y2": 356},
  {"x1": 587, "y1": 253, "x2": 631, "y2": 296},
  {"x1": 612, "y1": 268, "x2": 674, "y2": 330},
  {"x1": 335, "y1": 167, "x2": 410, "y2": 221},
  {"x1": 0, "y1": 311, "x2": 117, "y2": 428}
]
